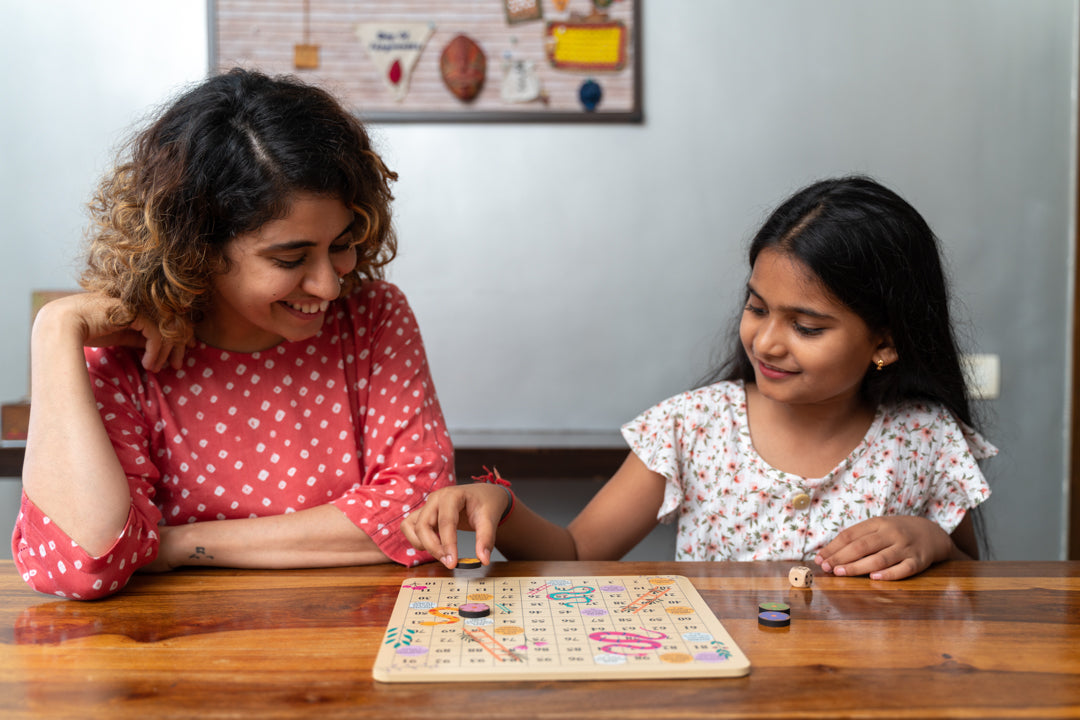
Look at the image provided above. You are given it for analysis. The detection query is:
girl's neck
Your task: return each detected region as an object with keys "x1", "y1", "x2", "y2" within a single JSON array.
[{"x1": 743, "y1": 382, "x2": 878, "y2": 478}]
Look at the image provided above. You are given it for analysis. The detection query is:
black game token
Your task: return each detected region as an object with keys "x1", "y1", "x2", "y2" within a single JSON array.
[
  {"x1": 458, "y1": 603, "x2": 491, "y2": 618},
  {"x1": 456, "y1": 557, "x2": 482, "y2": 569}
]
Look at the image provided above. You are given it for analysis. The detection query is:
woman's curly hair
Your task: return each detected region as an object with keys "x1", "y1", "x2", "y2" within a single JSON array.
[{"x1": 82, "y1": 67, "x2": 398, "y2": 345}]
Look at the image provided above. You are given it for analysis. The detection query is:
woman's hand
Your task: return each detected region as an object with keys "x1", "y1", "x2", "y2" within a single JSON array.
[
  {"x1": 139, "y1": 525, "x2": 180, "y2": 574},
  {"x1": 41, "y1": 292, "x2": 189, "y2": 372},
  {"x1": 401, "y1": 484, "x2": 510, "y2": 569},
  {"x1": 814, "y1": 516, "x2": 957, "y2": 581}
]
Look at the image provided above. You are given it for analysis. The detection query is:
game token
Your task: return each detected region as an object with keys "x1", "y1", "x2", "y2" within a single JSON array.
[
  {"x1": 456, "y1": 558, "x2": 482, "y2": 569},
  {"x1": 757, "y1": 611, "x2": 791, "y2": 628},
  {"x1": 458, "y1": 603, "x2": 491, "y2": 618},
  {"x1": 759, "y1": 602, "x2": 791, "y2": 614}
]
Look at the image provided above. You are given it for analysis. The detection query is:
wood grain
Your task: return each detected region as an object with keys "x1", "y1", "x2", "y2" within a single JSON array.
[{"x1": 1, "y1": 560, "x2": 1078, "y2": 718}]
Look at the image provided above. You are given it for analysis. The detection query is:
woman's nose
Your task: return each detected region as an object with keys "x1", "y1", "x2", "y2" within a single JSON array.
[{"x1": 305, "y1": 259, "x2": 343, "y2": 299}]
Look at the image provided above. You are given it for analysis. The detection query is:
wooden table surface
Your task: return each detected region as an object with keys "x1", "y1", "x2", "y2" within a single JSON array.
[{"x1": 1, "y1": 559, "x2": 1077, "y2": 719}]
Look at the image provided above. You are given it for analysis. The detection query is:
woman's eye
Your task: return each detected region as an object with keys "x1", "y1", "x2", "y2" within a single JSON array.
[
  {"x1": 272, "y1": 257, "x2": 305, "y2": 269},
  {"x1": 329, "y1": 243, "x2": 353, "y2": 254}
]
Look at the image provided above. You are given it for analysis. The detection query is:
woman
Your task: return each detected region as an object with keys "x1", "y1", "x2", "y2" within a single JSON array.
[{"x1": 14, "y1": 68, "x2": 455, "y2": 599}]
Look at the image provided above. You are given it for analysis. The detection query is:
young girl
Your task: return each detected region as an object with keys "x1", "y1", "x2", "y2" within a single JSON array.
[
  {"x1": 13, "y1": 69, "x2": 455, "y2": 599},
  {"x1": 403, "y1": 176, "x2": 994, "y2": 581}
]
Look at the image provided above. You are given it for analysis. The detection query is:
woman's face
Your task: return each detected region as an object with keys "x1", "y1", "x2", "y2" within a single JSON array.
[
  {"x1": 196, "y1": 193, "x2": 358, "y2": 352},
  {"x1": 739, "y1": 248, "x2": 896, "y2": 412}
]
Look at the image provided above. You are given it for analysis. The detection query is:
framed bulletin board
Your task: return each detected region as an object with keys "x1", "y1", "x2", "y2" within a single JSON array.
[{"x1": 209, "y1": 0, "x2": 642, "y2": 123}]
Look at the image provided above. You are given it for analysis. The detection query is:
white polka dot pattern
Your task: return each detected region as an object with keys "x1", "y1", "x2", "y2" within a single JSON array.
[{"x1": 12, "y1": 281, "x2": 455, "y2": 599}]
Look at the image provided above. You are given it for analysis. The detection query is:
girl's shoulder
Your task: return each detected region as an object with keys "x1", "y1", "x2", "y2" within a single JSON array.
[
  {"x1": 879, "y1": 400, "x2": 997, "y2": 460},
  {"x1": 642, "y1": 380, "x2": 746, "y2": 419}
]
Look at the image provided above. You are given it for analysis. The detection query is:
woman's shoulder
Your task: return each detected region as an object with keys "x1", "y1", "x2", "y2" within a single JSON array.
[
  {"x1": 83, "y1": 345, "x2": 146, "y2": 384},
  {"x1": 341, "y1": 279, "x2": 408, "y2": 309}
]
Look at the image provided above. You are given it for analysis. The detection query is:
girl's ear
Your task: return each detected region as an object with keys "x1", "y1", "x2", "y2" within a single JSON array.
[{"x1": 874, "y1": 335, "x2": 899, "y2": 368}]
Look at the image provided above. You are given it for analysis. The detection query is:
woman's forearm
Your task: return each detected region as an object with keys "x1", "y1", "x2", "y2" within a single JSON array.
[
  {"x1": 157, "y1": 504, "x2": 390, "y2": 570},
  {"x1": 22, "y1": 304, "x2": 132, "y2": 556}
]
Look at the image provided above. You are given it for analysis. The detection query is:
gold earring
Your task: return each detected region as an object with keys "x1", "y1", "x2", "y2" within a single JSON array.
[{"x1": 875, "y1": 359, "x2": 885, "y2": 371}]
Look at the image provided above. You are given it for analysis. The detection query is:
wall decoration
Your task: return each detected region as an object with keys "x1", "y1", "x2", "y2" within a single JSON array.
[
  {"x1": 504, "y1": 0, "x2": 543, "y2": 26},
  {"x1": 355, "y1": 23, "x2": 436, "y2": 102},
  {"x1": 545, "y1": 12, "x2": 627, "y2": 72},
  {"x1": 293, "y1": 0, "x2": 319, "y2": 69},
  {"x1": 209, "y1": 0, "x2": 641, "y2": 123},
  {"x1": 441, "y1": 35, "x2": 487, "y2": 102}
]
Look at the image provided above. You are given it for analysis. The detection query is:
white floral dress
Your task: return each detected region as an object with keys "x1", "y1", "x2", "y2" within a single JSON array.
[{"x1": 621, "y1": 380, "x2": 994, "y2": 562}]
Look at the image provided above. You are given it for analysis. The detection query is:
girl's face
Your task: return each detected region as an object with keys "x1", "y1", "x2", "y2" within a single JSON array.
[
  {"x1": 740, "y1": 248, "x2": 896, "y2": 412},
  {"x1": 197, "y1": 193, "x2": 358, "y2": 352}
]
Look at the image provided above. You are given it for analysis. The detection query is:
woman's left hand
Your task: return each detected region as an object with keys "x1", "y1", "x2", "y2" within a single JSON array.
[
  {"x1": 814, "y1": 516, "x2": 954, "y2": 581},
  {"x1": 139, "y1": 525, "x2": 181, "y2": 573}
]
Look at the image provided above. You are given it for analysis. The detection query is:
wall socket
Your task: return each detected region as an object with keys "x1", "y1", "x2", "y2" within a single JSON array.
[{"x1": 961, "y1": 353, "x2": 1000, "y2": 400}]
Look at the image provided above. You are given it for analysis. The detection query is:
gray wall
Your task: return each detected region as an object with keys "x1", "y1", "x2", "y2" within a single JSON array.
[{"x1": 1, "y1": 1, "x2": 1075, "y2": 561}]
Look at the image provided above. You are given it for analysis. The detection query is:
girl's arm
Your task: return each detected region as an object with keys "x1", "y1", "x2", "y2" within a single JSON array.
[
  {"x1": 402, "y1": 452, "x2": 666, "y2": 567},
  {"x1": 813, "y1": 513, "x2": 977, "y2": 581},
  {"x1": 21, "y1": 294, "x2": 184, "y2": 556}
]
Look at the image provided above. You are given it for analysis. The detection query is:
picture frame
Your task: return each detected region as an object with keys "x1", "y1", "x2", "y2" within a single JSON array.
[{"x1": 208, "y1": 0, "x2": 642, "y2": 123}]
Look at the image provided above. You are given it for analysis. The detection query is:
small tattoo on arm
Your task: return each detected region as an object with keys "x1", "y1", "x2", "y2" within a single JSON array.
[{"x1": 188, "y1": 546, "x2": 214, "y2": 560}]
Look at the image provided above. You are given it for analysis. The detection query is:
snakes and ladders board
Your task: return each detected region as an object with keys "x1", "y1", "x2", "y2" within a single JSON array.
[{"x1": 373, "y1": 575, "x2": 751, "y2": 682}]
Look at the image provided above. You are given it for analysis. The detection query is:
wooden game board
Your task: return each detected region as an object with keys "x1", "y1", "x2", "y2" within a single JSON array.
[{"x1": 373, "y1": 575, "x2": 751, "y2": 682}]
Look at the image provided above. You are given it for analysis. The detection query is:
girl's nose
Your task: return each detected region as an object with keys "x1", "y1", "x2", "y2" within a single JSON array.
[{"x1": 754, "y1": 318, "x2": 784, "y2": 357}]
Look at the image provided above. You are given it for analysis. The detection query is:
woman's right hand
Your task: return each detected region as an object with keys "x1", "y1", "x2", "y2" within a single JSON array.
[
  {"x1": 37, "y1": 293, "x2": 188, "y2": 372},
  {"x1": 402, "y1": 484, "x2": 510, "y2": 569}
]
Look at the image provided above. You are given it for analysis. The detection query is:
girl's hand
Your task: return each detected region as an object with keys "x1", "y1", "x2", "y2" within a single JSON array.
[
  {"x1": 40, "y1": 293, "x2": 189, "y2": 372},
  {"x1": 402, "y1": 484, "x2": 510, "y2": 569},
  {"x1": 813, "y1": 516, "x2": 954, "y2": 581}
]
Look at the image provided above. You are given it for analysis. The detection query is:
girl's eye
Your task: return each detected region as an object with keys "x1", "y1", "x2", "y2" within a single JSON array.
[
  {"x1": 794, "y1": 323, "x2": 824, "y2": 337},
  {"x1": 744, "y1": 303, "x2": 766, "y2": 316}
]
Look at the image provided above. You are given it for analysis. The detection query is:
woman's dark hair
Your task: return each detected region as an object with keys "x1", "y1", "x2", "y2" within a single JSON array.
[
  {"x1": 82, "y1": 67, "x2": 398, "y2": 344},
  {"x1": 710, "y1": 175, "x2": 973, "y2": 428}
]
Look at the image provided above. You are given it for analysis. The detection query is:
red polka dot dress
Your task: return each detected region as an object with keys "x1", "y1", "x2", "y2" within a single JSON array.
[{"x1": 12, "y1": 281, "x2": 455, "y2": 599}]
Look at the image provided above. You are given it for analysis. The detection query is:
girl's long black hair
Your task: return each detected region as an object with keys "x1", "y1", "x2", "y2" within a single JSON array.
[
  {"x1": 705, "y1": 176, "x2": 990, "y2": 556},
  {"x1": 708, "y1": 175, "x2": 974, "y2": 429}
]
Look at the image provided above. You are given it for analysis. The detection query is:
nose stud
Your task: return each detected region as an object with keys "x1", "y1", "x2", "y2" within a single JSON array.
[{"x1": 338, "y1": 277, "x2": 345, "y2": 286}]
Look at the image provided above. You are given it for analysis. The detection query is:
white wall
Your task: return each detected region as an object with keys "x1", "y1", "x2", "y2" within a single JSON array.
[{"x1": 1, "y1": 1, "x2": 1075, "y2": 561}]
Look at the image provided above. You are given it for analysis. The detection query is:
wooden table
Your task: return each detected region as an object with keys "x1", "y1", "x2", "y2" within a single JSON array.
[{"x1": 1, "y1": 560, "x2": 1077, "y2": 718}]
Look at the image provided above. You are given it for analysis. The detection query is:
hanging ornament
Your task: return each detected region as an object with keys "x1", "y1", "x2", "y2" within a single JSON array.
[
  {"x1": 293, "y1": 0, "x2": 319, "y2": 69},
  {"x1": 501, "y1": 55, "x2": 546, "y2": 104},
  {"x1": 578, "y1": 78, "x2": 602, "y2": 111},
  {"x1": 441, "y1": 34, "x2": 487, "y2": 103},
  {"x1": 355, "y1": 23, "x2": 436, "y2": 102}
]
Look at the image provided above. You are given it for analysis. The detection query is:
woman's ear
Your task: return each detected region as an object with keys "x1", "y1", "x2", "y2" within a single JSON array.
[{"x1": 874, "y1": 335, "x2": 899, "y2": 368}]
